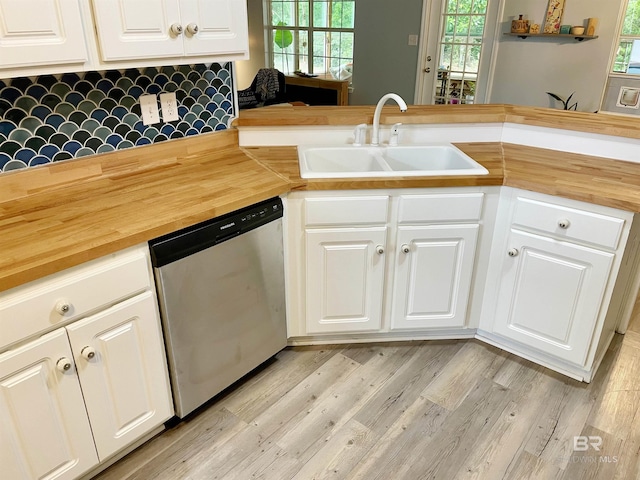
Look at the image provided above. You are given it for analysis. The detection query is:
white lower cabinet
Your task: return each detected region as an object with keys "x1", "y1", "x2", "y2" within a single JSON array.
[
  {"x1": 390, "y1": 224, "x2": 479, "y2": 330},
  {"x1": 66, "y1": 291, "x2": 173, "y2": 461},
  {"x1": 0, "y1": 245, "x2": 173, "y2": 479},
  {"x1": 306, "y1": 227, "x2": 387, "y2": 333},
  {"x1": 288, "y1": 189, "x2": 490, "y2": 338},
  {"x1": 479, "y1": 188, "x2": 636, "y2": 380},
  {"x1": 0, "y1": 329, "x2": 98, "y2": 480},
  {"x1": 289, "y1": 187, "x2": 639, "y2": 382},
  {"x1": 491, "y1": 229, "x2": 614, "y2": 365}
]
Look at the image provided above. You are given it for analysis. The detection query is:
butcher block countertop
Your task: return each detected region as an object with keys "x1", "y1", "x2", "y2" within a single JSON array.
[
  {"x1": 1, "y1": 105, "x2": 640, "y2": 292},
  {"x1": 0, "y1": 130, "x2": 290, "y2": 292}
]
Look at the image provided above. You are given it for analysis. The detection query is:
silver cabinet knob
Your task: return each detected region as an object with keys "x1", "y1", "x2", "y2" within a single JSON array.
[
  {"x1": 81, "y1": 346, "x2": 96, "y2": 360},
  {"x1": 401, "y1": 244, "x2": 410, "y2": 254},
  {"x1": 508, "y1": 248, "x2": 519, "y2": 257},
  {"x1": 558, "y1": 219, "x2": 571, "y2": 229},
  {"x1": 170, "y1": 23, "x2": 183, "y2": 35},
  {"x1": 186, "y1": 23, "x2": 199, "y2": 35},
  {"x1": 376, "y1": 245, "x2": 385, "y2": 255},
  {"x1": 56, "y1": 357, "x2": 72, "y2": 372},
  {"x1": 55, "y1": 299, "x2": 71, "y2": 315}
]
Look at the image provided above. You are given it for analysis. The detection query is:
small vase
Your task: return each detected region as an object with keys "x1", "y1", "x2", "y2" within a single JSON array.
[{"x1": 511, "y1": 15, "x2": 530, "y2": 34}]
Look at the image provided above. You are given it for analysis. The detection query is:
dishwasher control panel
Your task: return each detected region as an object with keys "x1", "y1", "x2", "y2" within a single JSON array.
[{"x1": 149, "y1": 197, "x2": 283, "y2": 267}]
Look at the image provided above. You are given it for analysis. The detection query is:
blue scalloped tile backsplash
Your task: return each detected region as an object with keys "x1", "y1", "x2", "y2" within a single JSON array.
[{"x1": 0, "y1": 63, "x2": 235, "y2": 174}]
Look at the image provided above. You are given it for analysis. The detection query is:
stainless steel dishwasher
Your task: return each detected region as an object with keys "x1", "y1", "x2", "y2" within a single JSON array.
[{"x1": 149, "y1": 197, "x2": 286, "y2": 418}]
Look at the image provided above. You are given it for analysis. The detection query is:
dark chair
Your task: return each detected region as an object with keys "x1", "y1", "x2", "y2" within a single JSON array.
[{"x1": 238, "y1": 69, "x2": 286, "y2": 109}]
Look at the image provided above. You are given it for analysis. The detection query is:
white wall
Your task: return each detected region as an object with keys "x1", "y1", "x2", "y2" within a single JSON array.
[
  {"x1": 489, "y1": 0, "x2": 624, "y2": 112},
  {"x1": 234, "y1": 0, "x2": 267, "y2": 89},
  {"x1": 350, "y1": 0, "x2": 423, "y2": 105}
]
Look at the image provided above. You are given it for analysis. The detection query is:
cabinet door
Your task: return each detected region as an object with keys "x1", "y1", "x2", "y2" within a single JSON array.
[
  {"x1": 306, "y1": 228, "x2": 387, "y2": 334},
  {"x1": 92, "y1": 0, "x2": 183, "y2": 61},
  {"x1": 66, "y1": 291, "x2": 173, "y2": 461},
  {"x1": 0, "y1": 0, "x2": 87, "y2": 70},
  {"x1": 493, "y1": 230, "x2": 614, "y2": 365},
  {"x1": 179, "y1": 0, "x2": 248, "y2": 56},
  {"x1": 0, "y1": 329, "x2": 98, "y2": 480},
  {"x1": 391, "y1": 224, "x2": 479, "y2": 330}
]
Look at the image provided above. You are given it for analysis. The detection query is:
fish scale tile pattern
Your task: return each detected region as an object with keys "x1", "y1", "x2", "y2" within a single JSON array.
[{"x1": 0, "y1": 63, "x2": 235, "y2": 173}]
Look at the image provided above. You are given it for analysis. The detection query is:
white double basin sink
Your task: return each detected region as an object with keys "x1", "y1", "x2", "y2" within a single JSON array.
[{"x1": 298, "y1": 144, "x2": 489, "y2": 179}]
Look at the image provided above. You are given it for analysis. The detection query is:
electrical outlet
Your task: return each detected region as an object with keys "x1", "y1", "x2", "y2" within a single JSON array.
[
  {"x1": 160, "y1": 92, "x2": 179, "y2": 122},
  {"x1": 140, "y1": 94, "x2": 160, "y2": 125}
]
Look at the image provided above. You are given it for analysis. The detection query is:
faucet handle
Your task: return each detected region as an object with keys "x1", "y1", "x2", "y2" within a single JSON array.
[
  {"x1": 389, "y1": 123, "x2": 402, "y2": 146},
  {"x1": 353, "y1": 123, "x2": 367, "y2": 146}
]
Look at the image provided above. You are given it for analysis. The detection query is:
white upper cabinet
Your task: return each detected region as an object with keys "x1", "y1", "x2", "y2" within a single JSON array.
[
  {"x1": 91, "y1": 0, "x2": 183, "y2": 61},
  {"x1": 179, "y1": 0, "x2": 249, "y2": 56},
  {"x1": 92, "y1": 0, "x2": 248, "y2": 62},
  {"x1": 0, "y1": 0, "x2": 88, "y2": 71}
]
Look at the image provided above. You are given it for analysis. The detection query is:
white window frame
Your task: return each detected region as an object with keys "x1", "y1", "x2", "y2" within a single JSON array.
[
  {"x1": 610, "y1": 0, "x2": 640, "y2": 76},
  {"x1": 266, "y1": 0, "x2": 355, "y2": 76}
]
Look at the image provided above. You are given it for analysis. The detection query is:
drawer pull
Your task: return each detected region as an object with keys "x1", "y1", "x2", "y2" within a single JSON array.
[
  {"x1": 55, "y1": 300, "x2": 72, "y2": 315},
  {"x1": 508, "y1": 248, "x2": 519, "y2": 257},
  {"x1": 170, "y1": 23, "x2": 183, "y2": 35},
  {"x1": 401, "y1": 244, "x2": 410, "y2": 254},
  {"x1": 558, "y1": 219, "x2": 571, "y2": 229},
  {"x1": 56, "y1": 357, "x2": 73, "y2": 372},
  {"x1": 376, "y1": 245, "x2": 385, "y2": 255},
  {"x1": 81, "y1": 346, "x2": 96, "y2": 360}
]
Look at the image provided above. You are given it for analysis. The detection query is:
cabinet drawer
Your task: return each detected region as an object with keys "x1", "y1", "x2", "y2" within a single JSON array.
[
  {"x1": 398, "y1": 193, "x2": 484, "y2": 224},
  {"x1": 0, "y1": 246, "x2": 152, "y2": 351},
  {"x1": 512, "y1": 197, "x2": 625, "y2": 250},
  {"x1": 305, "y1": 196, "x2": 389, "y2": 226}
]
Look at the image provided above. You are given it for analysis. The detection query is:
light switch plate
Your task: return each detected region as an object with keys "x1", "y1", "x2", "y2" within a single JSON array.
[
  {"x1": 408, "y1": 34, "x2": 419, "y2": 46},
  {"x1": 140, "y1": 94, "x2": 160, "y2": 125},
  {"x1": 160, "y1": 92, "x2": 179, "y2": 122}
]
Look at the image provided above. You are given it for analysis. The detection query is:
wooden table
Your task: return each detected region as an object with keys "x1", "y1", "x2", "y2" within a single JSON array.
[{"x1": 284, "y1": 74, "x2": 349, "y2": 106}]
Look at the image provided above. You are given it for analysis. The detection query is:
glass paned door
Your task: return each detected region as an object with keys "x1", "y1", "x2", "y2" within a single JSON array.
[{"x1": 418, "y1": 0, "x2": 495, "y2": 105}]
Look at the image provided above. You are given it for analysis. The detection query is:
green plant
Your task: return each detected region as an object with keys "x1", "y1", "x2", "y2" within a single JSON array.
[
  {"x1": 546, "y1": 92, "x2": 578, "y2": 110},
  {"x1": 274, "y1": 22, "x2": 293, "y2": 73},
  {"x1": 274, "y1": 24, "x2": 293, "y2": 50}
]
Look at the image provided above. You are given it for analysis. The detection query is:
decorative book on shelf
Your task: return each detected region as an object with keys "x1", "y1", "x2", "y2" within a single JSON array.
[{"x1": 544, "y1": 0, "x2": 565, "y2": 34}]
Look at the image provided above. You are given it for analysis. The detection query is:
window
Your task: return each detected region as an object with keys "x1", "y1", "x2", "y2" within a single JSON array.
[
  {"x1": 434, "y1": 0, "x2": 488, "y2": 104},
  {"x1": 613, "y1": 0, "x2": 640, "y2": 74},
  {"x1": 268, "y1": 0, "x2": 355, "y2": 78}
]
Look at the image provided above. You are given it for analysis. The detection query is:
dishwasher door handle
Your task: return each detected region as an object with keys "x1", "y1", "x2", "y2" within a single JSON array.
[{"x1": 215, "y1": 230, "x2": 242, "y2": 245}]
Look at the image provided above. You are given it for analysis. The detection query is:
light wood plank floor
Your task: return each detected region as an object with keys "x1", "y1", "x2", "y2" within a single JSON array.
[{"x1": 96, "y1": 301, "x2": 640, "y2": 480}]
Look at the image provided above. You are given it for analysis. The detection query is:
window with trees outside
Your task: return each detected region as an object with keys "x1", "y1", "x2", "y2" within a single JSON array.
[
  {"x1": 435, "y1": 0, "x2": 488, "y2": 104},
  {"x1": 268, "y1": 0, "x2": 355, "y2": 80},
  {"x1": 613, "y1": 0, "x2": 640, "y2": 74}
]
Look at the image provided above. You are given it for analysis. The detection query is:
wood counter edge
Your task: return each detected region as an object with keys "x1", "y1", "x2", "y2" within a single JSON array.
[
  {"x1": 0, "y1": 184, "x2": 292, "y2": 294},
  {"x1": 234, "y1": 105, "x2": 640, "y2": 141}
]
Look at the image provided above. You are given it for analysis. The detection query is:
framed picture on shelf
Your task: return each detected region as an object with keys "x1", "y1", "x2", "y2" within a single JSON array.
[{"x1": 544, "y1": 0, "x2": 565, "y2": 34}]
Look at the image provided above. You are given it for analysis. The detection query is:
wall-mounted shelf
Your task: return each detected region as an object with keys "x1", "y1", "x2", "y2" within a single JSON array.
[{"x1": 504, "y1": 33, "x2": 598, "y2": 42}]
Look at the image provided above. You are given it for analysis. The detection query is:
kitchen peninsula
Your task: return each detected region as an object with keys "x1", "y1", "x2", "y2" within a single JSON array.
[{"x1": 2, "y1": 104, "x2": 640, "y2": 479}]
